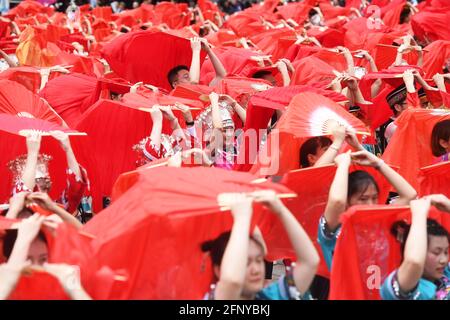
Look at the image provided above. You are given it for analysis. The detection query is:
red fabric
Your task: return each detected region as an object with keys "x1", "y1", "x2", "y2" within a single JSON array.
[
  {"x1": 421, "y1": 40, "x2": 450, "y2": 78},
  {"x1": 102, "y1": 30, "x2": 207, "y2": 91},
  {"x1": 121, "y1": 91, "x2": 203, "y2": 110},
  {"x1": 0, "y1": 79, "x2": 65, "y2": 126},
  {"x1": 169, "y1": 83, "x2": 213, "y2": 106},
  {"x1": 411, "y1": 11, "x2": 450, "y2": 42},
  {"x1": 200, "y1": 47, "x2": 270, "y2": 84},
  {"x1": 418, "y1": 161, "x2": 450, "y2": 198},
  {"x1": 0, "y1": 66, "x2": 48, "y2": 94},
  {"x1": 329, "y1": 205, "x2": 450, "y2": 300},
  {"x1": 216, "y1": 76, "x2": 273, "y2": 100},
  {"x1": 0, "y1": 114, "x2": 80, "y2": 136},
  {"x1": 83, "y1": 166, "x2": 291, "y2": 299},
  {"x1": 73, "y1": 99, "x2": 155, "y2": 212},
  {"x1": 15, "y1": 26, "x2": 62, "y2": 67},
  {"x1": 39, "y1": 73, "x2": 100, "y2": 128},
  {"x1": 264, "y1": 165, "x2": 337, "y2": 278},
  {"x1": 291, "y1": 56, "x2": 336, "y2": 88},
  {"x1": 381, "y1": 0, "x2": 406, "y2": 28},
  {"x1": 0, "y1": 80, "x2": 86, "y2": 203},
  {"x1": 382, "y1": 108, "x2": 450, "y2": 190},
  {"x1": 250, "y1": 92, "x2": 370, "y2": 176},
  {"x1": 276, "y1": 92, "x2": 370, "y2": 139}
]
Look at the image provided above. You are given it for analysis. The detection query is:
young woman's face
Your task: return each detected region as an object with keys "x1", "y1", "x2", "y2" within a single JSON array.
[
  {"x1": 242, "y1": 240, "x2": 265, "y2": 297},
  {"x1": 28, "y1": 238, "x2": 49, "y2": 266},
  {"x1": 348, "y1": 183, "x2": 379, "y2": 206},
  {"x1": 423, "y1": 235, "x2": 449, "y2": 281}
]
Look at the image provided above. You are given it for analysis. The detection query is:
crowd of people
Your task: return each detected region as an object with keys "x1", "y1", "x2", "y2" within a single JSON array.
[{"x1": 0, "y1": 0, "x2": 449, "y2": 300}]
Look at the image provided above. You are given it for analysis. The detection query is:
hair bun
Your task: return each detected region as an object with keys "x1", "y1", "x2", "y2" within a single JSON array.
[{"x1": 391, "y1": 220, "x2": 410, "y2": 244}]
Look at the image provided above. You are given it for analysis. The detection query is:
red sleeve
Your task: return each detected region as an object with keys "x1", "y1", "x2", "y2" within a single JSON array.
[{"x1": 406, "y1": 91, "x2": 420, "y2": 108}]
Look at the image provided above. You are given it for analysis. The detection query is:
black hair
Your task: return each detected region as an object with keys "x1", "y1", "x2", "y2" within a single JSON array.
[
  {"x1": 299, "y1": 136, "x2": 333, "y2": 168},
  {"x1": 2, "y1": 229, "x2": 47, "y2": 260},
  {"x1": 399, "y1": 6, "x2": 412, "y2": 24},
  {"x1": 308, "y1": 8, "x2": 319, "y2": 19},
  {"x1": 201, "y1": 231, "x2": 265, "y2": 272},
  {"x1": 391, "y1": 219, "x2": 450, "y2": 258},
  {"x1": 251, "y1": 70, "x2": 273, "y2": 79},
  {"x1": 167, "y1": 65, "x2": 189, "y2": 88},
  {"x1": 431, "y1": 120, "x2": 450, "y2": 157},
  {"x1": 348, "y1": 170, "x2": 379, "y2": 202}
]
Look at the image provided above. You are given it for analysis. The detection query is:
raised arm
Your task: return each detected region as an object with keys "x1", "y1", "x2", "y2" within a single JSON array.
[
  {"x1": 219, "y1": 94, "x2": 246, "y2": 124},
  {"x1": 396, "y1": 199, "x2": 430, "y2": 293},
  {"x1": 252, "y1": 190, "x2": 320, "y2": 295},
  {"x1": 189, "y1": 37, "x2": 202, "y2": 84},
  {"x1": 148, "y1": 107, "x2": 164, "y2": 150},
  {"x1": 323, "y1": 152, "x2": 352, "y2": 231},
  {"x1": 200, "y1": 38, "x2": 227, "y2": 87},
  {"x1": 314, "y1": 123, "x2": 346, "y2": 168},
  {"x1": 0, "y1": 49, "x2": 18, "y2": 68},
  {"x1": 50, "y1": 131, "x2": 81, "y2": 180},
  {"x1": 215, "y1": 193, "x2": 254, "y2": 300},
  {"x1": 424, "y1": 194, "x2": 450, "y2": 213},
  {"x1": 27, "y1": 192, "x2": 83, "y2": 230},
  {"x1": 209, "y1": 92, "x2": 223, "y2": 130},
  {"x1": 350, "y1": 150, "x2": 417, "y2": 205},
  {"x1": 21, "y1": 131, "x2": 42, "y2": 191}
]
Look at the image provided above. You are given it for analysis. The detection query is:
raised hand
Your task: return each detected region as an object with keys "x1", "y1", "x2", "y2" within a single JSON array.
[{"x1": 350, "y1": 150, "x2": 382, "y2": 168}]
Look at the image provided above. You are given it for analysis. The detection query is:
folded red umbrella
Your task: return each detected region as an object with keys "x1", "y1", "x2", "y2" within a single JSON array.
[
  {"x1": 102, "y1": 30, "x2": 207, "y2": 91},
  {"x1": 83, "y1": 166, "x2": 292, "y2": 299},
  {"x1": 418, "y1": 161, "x2": 450, "y2": 198}
]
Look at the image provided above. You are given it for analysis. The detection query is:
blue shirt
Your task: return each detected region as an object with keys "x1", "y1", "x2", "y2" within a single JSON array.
[
  {"x1": 206, "y1": 269, "x2": 312, "y2": 300},
  {"x1": 380, "y1": 265, "x2": 450, "y2": 300},
  {"x1": 317, "y1": 215, "x2": 341, "y2": 271}
]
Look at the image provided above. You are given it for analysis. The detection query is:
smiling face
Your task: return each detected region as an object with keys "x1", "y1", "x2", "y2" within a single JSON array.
[{"x1": 423, "y1": 235, "x2": 449, "y2": 281}]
